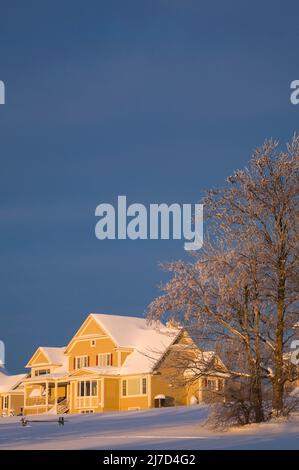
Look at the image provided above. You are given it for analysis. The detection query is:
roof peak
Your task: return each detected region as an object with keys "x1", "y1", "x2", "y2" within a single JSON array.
[{"x1": 90, "y1": 313, "x2": 150, "y2": 321}]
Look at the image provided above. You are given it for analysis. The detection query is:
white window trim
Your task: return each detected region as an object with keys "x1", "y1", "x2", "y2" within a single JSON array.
[
  {"x1": 75, "y1": 355, "x2": 89, "y2": 369},
  {"x1": 74, "y1": 379, "x2": 102, "y2": 409},
  {"x1": 34, "y1": 368, "x2": 51, "y2": 376},
  {"x1": 207, "y1": 378, "x2": 217, "y2": 391},
  {"x1": 98, "y1": 353, "x2": 113, "y2": 367},
  {"x1": 77, "y1": 379, "x2": 98, "y2": 397},
  {"x1": 3, "y1": 395, "x2": 9, "y2": 409},
  {"x1": 121, "y1": 376, "x2": 147, "y2": 398}
]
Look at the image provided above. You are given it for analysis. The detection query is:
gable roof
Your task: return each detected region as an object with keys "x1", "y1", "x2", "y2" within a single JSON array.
[
  {"x1": 26, "y1": 346, "x2": 67, "y2": 369},
  {"x1": 90, "y1": 313, "x2": 181, "y2": 348},
  {"x1": 41, "y1": 347, "x2": 66, "y2": 365},
  {"x1": 90, "y1": 313, "x2": 181, "y2": 366},
  {"x1": 66, "y1": 313, "x2": 183, "y2": 373},
  {"x1": 0, "y1": 371, "x2": 27, "y2": 393}
]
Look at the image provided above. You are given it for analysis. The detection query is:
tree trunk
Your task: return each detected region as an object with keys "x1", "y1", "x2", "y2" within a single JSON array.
[
  {"x1": 272, "y1": 274, "x2": 285, "y2": 415},
  {"x1": 272, "y1": 306, "x2": 284, "y2": 415},
  {"x1": 251, "y1": 367, "x2": 264, "y2": 422},
  {"x1": 252, "y1": 295, "x2": 264, "y2": 422}
]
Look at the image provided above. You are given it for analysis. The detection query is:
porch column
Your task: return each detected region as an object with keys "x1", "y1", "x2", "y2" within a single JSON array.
[
  {"x1": 147, "y1": 374, "x2": 151, "y2": 408},
  {"x1": 101, "y1": 378, "x2": 105, "y2": 409},
  {"x1": 55, "y1": 381, "x2": 58, "y2": 413},
  {"x1": 23, "y1": 384, "x2": 27, "y2": 408},
  {"x1": 46, "y1": 382, "x2": 49, "y2": 409},
  {"x1": 69, "y1": 382, "x2": 73, "y2": 412}
]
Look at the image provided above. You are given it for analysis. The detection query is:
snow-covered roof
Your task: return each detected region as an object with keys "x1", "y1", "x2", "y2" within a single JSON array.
[
  {"x1": 26, "y1": 346, "x2": 68, "y2": 371},
  {"x1": 0, "y1": 371, "x2": 27, "y2": 393},
  {"x1": 90, "y1": 313, "x2": 182, "y2": 373},
  {"x1": 169, "y1": 344, "x2": 229, "y2": 377},
  {"x1": 41, "y1": 347, "x2": 66, "y2": 365},
  {"x1": 90, "y1": 313, "x2": 181, "y2": 348}
]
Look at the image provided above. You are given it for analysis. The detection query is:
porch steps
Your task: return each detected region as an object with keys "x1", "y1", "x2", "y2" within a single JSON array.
[{"x1": 57, "y1": 398, "x2": 69, "y2": 414}]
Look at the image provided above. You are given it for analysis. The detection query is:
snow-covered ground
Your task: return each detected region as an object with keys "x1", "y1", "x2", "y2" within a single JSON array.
[{"x1": 0, "y1": 406, "x2": 298, "y2": 450}]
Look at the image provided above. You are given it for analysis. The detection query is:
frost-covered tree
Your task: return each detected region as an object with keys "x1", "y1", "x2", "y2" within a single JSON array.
[{"x1": 148, "y1": 135, "x2": 299, "y2": 419}]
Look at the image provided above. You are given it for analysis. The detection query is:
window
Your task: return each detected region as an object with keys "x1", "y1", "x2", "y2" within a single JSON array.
[
  {"x1": 77, "y1": 380, "x2": 97, "y2": 397},
  {"x1": 80, "y1": 410, "x2": 94, "y2": 414},
  {"x1": 122, "y1": 380, "x2": 127, "y2": 396},
  {"x1": 90, "y1": 340, "x2": 96, "y2": 347},
  {"x1": 75, "y1": 356, "x2": 89, "y2": 369},
  {"x1": 91, "y1": 380, "x2": 97, "y2": 396},
  {"x1": 122, "y1": 377, "x2": 147, "y2": 397},
  {"x1": 34, "y1": 369, "x2": 50, "y2": 376},
  {"x1": 142, "y1": 377, "x2": 147, "y2": 394},
  {"x1": 207, "y1": 379, "x2": 216, "y2": 391},
  {"x1": 217, "y1": 379, "x2": 223, "y2": 391},
  {"x1": 98, "y1": 353, "x2": 113, "y2": 367},
  {"x1": 3, "y1": 396, "x2": 8, "y2": 409}
]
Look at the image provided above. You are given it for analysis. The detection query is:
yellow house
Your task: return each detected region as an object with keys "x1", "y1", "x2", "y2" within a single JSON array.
[
  {"x1": 0, "y1": 371, "x2": 27, "y2": 416},
  {"x1": 22, "y1": 313, "x2": 228, "y2": 415}
]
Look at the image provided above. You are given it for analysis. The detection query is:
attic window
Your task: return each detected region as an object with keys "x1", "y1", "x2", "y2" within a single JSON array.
[
  {"x1": 90, "y1": 340, "x2": 96, "y2": 347},
  {"x1": 34, "y1": 369, "x2": 50, "y2": 376}
]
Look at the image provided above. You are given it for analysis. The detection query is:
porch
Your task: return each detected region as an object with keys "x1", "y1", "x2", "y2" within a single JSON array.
[{"x1": 24, "y1": 380, "x2": 69, "y2": 414}]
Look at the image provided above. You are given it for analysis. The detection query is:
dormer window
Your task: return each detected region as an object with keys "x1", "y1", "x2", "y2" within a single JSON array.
[{"x1": 97, "y1": 353, "x2": 113, "y2": 367}]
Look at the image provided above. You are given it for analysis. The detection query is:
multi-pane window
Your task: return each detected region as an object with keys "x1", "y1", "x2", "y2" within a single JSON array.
[
  {"x1": 98, "y1": 353, "x2": 112, "y2": 367},
  {"x1": 142, "y1": 377, "x2": 147, "y2": 395},
  {"x1": 75, "y1": 356, "x2": 89, "y2": 369},
  {"x1": 34, "y1": 369, "x2": 50, "y2": 376},
  {"x1": 77, "y1": 380, "x2": 97, "y2": 397},
  {"x1": 203, "y1": 378, "x2": 223, "y2": 391},
  {"x1": 122, "y1": 380, "x2": 127, "y2": 396},
  {"x1": 122, "y1": 377, "x2": 147, "y2": 397}
]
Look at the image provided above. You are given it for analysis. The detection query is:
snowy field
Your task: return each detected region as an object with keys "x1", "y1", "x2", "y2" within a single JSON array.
[{"x1": 0, "y1": 406, "x2": 298, "y2": 450}]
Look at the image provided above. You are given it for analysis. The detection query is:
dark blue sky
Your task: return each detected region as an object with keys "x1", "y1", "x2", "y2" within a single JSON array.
[{"x1": 0, "y1": 0, "x2": 298, "y2": 373}]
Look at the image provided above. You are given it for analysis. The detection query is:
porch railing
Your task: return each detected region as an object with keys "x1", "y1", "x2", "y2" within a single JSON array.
[{"x1": 25, "y1": 396, "x2": 56, "y2": 407}]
